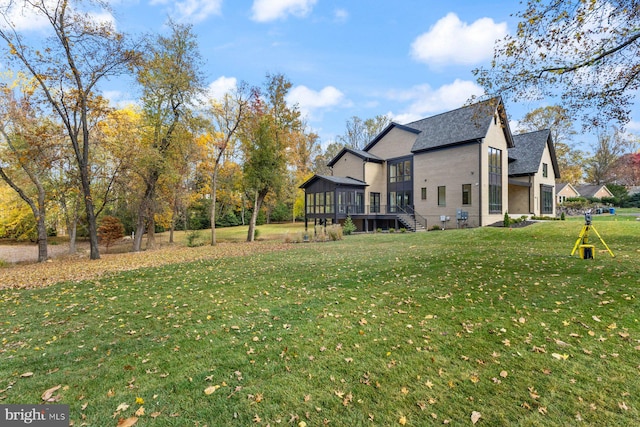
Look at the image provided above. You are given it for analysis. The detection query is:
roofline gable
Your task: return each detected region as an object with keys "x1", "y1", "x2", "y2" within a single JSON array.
[
  {"x1": 327, "y1": 147, "x2": 385, "y2": 167},
  {"x1": 362, "y1": 122, "x2": 420, "y2": 152}
]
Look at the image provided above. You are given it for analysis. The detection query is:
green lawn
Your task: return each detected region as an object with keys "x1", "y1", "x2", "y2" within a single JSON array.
[{"x1": 1, "y1": 219, "x2": 639, "y2": 426}]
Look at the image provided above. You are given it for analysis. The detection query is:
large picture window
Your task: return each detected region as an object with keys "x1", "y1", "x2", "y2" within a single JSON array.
[
  {"x1": 388, "y1": 158, "x2": 412, "y2": 183},
  {"x1": 488, "y1": 147, "x2": 502, "y2": 213},
  {"x1": 541, "y1": 185, "x2": 553, "y2": 214}
]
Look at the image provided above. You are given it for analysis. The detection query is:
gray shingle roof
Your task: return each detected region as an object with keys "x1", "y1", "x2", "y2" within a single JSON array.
[
  {"x1": 299, "y1": 174, "x2": 368, "y2": 189},
  {"x1": 327, "y1": 147, "x2": 384, "y2": 167},
  {"x1": 575, "y1": 184, "x2": 611, "y2": 198},
  {"x1": 405, "y1": 97, "x2": 511, "y2": 153},
  {"x1": 509, "y1": 129, "x2": 551, "y2": 175}
]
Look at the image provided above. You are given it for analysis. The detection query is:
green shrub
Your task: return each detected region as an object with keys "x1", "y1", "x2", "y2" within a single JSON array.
[
  {"x1": 504, "y1": 212, "x2": 511, "y2": 227},
  {"x1": 343, "y1": 216, "x2": 356, "y2": 235},
  {"x1": 400, "y1": 228, "x2": 407, "y2": 233},
  {"x1": 430, "y1": 225, "x2": 441, "y2": 231},
  {"x1": 561, "y1": 212, "x2": 566, "y2": 220},
  {"x1": 376, "y1": 228, "x2": 382, "y2": 233},
  {"x1": 186, "y1": 230, "x2": 203, "y2": 247}
]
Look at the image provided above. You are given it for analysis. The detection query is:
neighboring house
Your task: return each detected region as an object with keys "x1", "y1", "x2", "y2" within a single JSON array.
[
  {"x1": 556, "y1": 182, "x2": 580, "y2": 205},
  {"x1": 575, "y1": 184, "x2": 614, "y2": 199},
  {"x1": 300, "y1": 97, "x2": 559, "y2": 231}
]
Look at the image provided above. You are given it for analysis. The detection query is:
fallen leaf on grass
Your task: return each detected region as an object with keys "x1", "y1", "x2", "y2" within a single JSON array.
[
  {"x1": 471, "y1": 411, "x2": 481, "y2": 424},
  {"x1": 135, "y1": 406, "x2": 144, "y2": 416},
  {"x1": 399, "y1": 415, "x2": 407, "y2": 425},
  {"x1": 41, "y1": 385, "x2": 61, "y2": 402},
  {"x1": 20, "y1": 372, "x2": 34, "y2": 378},
  {"x1": 552, "y1": 353, "x2": 569, "y2": 360},
  {"x1": 116, "y1": 403, "x2": 130, "y2": 412},
  {"x1": 204, "y1": 385, "x2": 221, "y2": 395},
  {"x1": 117, "y1": 417, "x2": 138, "y2": 427}
]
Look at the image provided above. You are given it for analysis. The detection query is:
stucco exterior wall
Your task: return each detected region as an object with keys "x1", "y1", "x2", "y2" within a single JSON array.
[
  {"x1": 364, "y1": 161, "x2": 386, "y2": 210},
  {"x1": 557, "y1": 185, "x2": 579, "y2": 204},
  {"x1": 413, "y1": 143, "x2": 480, "y2": 228},
  {"x1": 534, "y1": 143, "x2": 557, "y2": 215},
  {"x1": 481, "y1": 113, "x2": 510, "y2": 226},
  {"x1": 508, "y1": 179, "x2": 532, "y2": 214},
  {"x1": 367, "y1": 128, "x2": 416, "y2": 160},
  {"x1": 331, "y1": 152, "x2": 365, "y2": 180}
]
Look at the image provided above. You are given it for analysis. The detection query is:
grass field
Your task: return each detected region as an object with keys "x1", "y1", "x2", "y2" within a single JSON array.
[{"x1": 1, "y1": 218, "x2": 639, "y2": 426}]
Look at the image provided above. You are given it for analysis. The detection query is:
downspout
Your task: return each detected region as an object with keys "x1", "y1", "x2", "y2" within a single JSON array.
[
  {"x1": 529, "y1": 175, "x2": 532, "y2": 213},
  {"x1": 478, "y1": 139, "x2": 483, "y2": 227}
]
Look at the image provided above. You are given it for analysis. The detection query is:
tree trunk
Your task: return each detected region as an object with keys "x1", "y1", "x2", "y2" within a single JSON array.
[
  {"x1": 68, "y1": 217, "x2": 77, "y2": 255},
  {"x1": 210, "y1": 167, "x2": 218, "y2": 246},
  {"x1": 146, "y1": 216, "x2": 156, "y2": 249},
  {"x1": 36, "y1": 208, "x2": 48, "y2": 263},
  {"x1": 247, "y1": 189, "x2": 267, "y2": 242},
  {"x1": 133, "y1": 170, "x2": 159, "y2": 252},
  {"x1": 78, "y1": 162, "x2": 100, "y2": 260},
  {"x1": 133, "y1": 214, "x2": 145, "y2": 252}
]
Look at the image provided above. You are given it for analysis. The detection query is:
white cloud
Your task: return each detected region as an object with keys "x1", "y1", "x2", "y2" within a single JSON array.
[
  {"x1": 251, "y1": 0, "x2": 317, "y2": 22},
  {"x1": 411, "y1": 12, "x2": 508, "y2": 66},
  {"x1": 207, "y1": 76, "x2": 237, "y2": 101},
  {"x1": 387, "y1": 79, "x2": 485, "y2": 123},
  {"x1": 286, "y1": 85, "x2": 346, "y2": 119},
  {"x1": 334, "y1": 8, "x2": 349, "y2": 23},
  {"x1": 0, "y1": 0, "x2": 116, "y2": 32},
  {"x1": 150, "y1": 0, "x2": 222, "y2": 23}
]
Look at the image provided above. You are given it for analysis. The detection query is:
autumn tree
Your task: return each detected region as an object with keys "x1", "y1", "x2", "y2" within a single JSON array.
[
  {"x1": 97, "y1": 215, "x2": 124, "y2": 253},
  {"x1": 0, "y1": 81, "x2": 62, "y2": 261},
  {"x1": 133, "y1": 21, "x2": 204, "y2": 252},
  {"x1": 337, "y1": 115, "x2": 391, "y2": 149},
  {"x1": 586, "y1": 127, "x2": 639, "y2": 185},
  {"x1": 313, "y1": 141, "x2": 343, "y2": 176},
  {"x1": 608, "y1": 152, "x2": 640, "y2": 186},
  {"x1": 202, "y1": 82, "x2": 253, "y2": 245},
  {"x1": 242, "y1": 74, "x2": 302, "y2": 242},
  {"x1": 0, "y1": 0, "x2": 140, "y2": 260},
  {"x1": 516, "y1": 105, "x2": 584, "y2": 183},
  {"x1": 289, "y1": 128, "x2": 320, "y2": 221},
  {"x1": 474, "y1": 0, "x2": 640, "y2": 128}
]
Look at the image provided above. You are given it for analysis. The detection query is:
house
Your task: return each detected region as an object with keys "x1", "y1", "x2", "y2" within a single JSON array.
[
  {"x1": 574, "y1": 184, "x2": 614, "y2": 199},
  {"x1": 555, "y1": 182, "x2": 580, "y2": 204},
  {"x1": 508, "y1": 129, "x2": 560, "y2": 216},
  {"x1": 300, "y1": 97, "x2": 559, "y2": 232}
]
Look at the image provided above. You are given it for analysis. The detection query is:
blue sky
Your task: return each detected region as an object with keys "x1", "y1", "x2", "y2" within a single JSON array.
[{"x1": 8, "y1": 0, "x2": 639, "y2": 151}]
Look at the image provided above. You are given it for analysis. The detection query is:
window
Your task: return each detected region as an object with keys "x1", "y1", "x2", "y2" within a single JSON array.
[
  {"x1": 325, "y1": 192, "x2": 334, "y2": 214},
  {"x1": 462, "y1": 184, "x2": 471, "y2": 205},
  {"x1": 421, "y1": 187, "x2": 427, "y2": 200},
  {"x1": 542, "y1": 163, "x2": 548, "y2": 178},
  {"x1": 316, "y1": 192, "x2": 325, "y2": 214},
  {"x1": 438, "y1": 186, "x2": 446, "y2": 206},
  {"x1": 306, "y1": 193, "x2": 314, "y2": 214},
  {"x1": 488, "y1": 147, "x2": 502, "y2": 213},
  {"x1": 388, "y1": 158, "x2": 412, "y2": 183},
  {"x1": 541, "y1": 185, "x2": 553, "y2": 214},
  {"x1": 370, "y1": 192, "x2": 380, "y2": 213}
]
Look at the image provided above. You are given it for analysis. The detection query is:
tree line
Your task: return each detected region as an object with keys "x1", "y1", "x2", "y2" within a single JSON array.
[{"x1": 1, "y1": 1, "x2": 640, "y2": 264}]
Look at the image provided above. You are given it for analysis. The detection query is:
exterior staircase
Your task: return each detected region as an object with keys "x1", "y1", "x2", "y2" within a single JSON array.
[{"x1": 396, "y1": 213, "x2": 427, "y2": 232}]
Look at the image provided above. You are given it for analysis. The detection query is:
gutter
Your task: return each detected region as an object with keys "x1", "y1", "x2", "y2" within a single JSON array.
[{"x1": 478, "y1": 139, "x2": 483, "y2": 227}]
